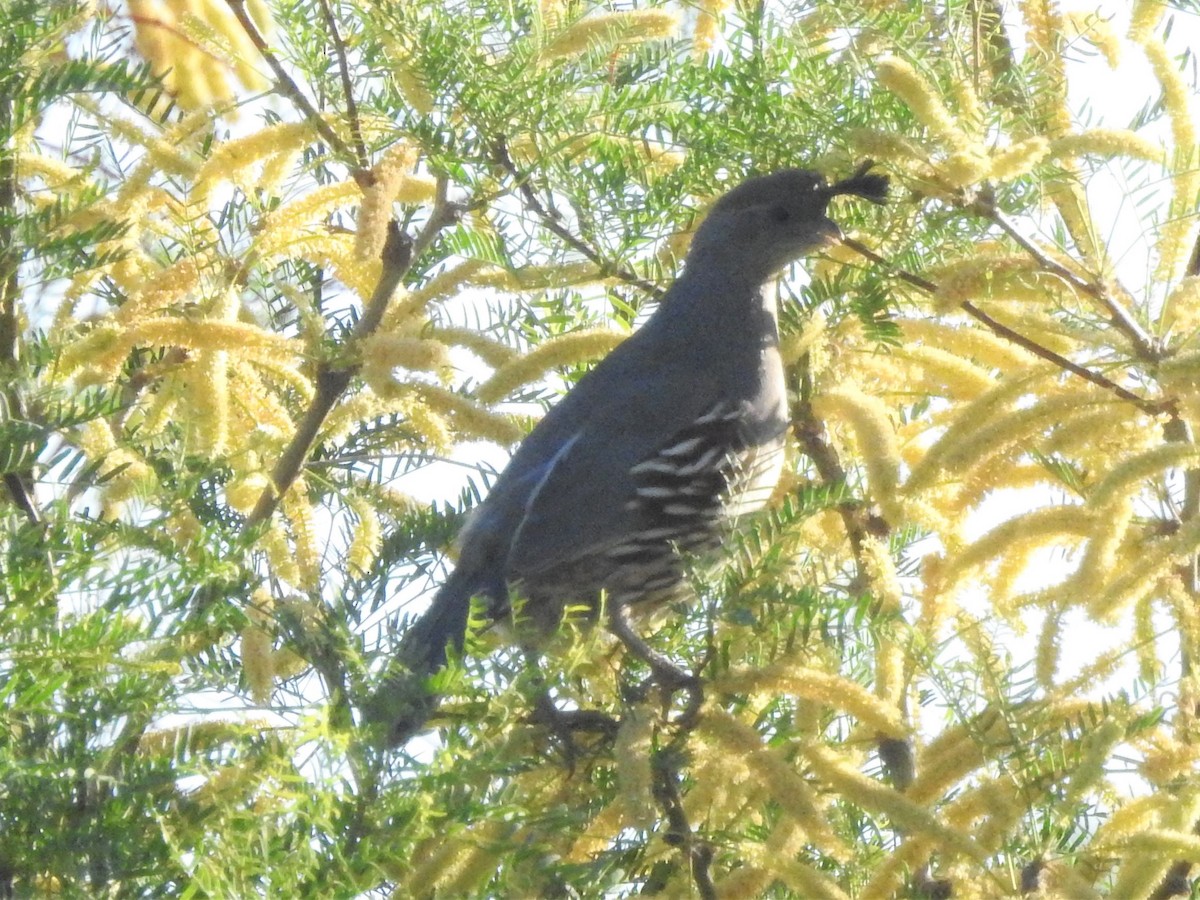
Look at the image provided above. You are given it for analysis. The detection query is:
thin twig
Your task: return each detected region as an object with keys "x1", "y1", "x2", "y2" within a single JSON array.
[
  {"x1": 224, "y1": 0, "x2": 357, "y2": 168},
  {"x1": 839, "y1": 237, "x2": 1170, "y2": 417},
  {"x1": 490, "y1": 137, "x2": 666, "y2": 299},
  {"x1": 969, "y1": 194, "x2": 1161, "y2": 361},
  {"x1": 317, "y1": 0, "x2": 369, "y2": 170},
  {"x1": 651, "y1": 747, "x2": 717, "y2": 900},
  {"x1": 1, "y1": 96, "x2": 43, "y2": 528}
]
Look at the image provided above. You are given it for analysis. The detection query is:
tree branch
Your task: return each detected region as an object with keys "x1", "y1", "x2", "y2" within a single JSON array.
[
  {"x1": 968, "y1": 192, "x2": 1161, "y2": 361},
  {"x1": 224, "y1": 0, "x2": 358, "y2": 169},
  {"x1": 839, "y1": 237, "x2": 1171, "y2": 418},
  {"x1": 0, "y1": 94, "x2": 42, "y2": 527},
  {"x1": 317, "y1": 0, "x2": 368, "y2": 170},
  {"x1": 490, "y1": 137, "x2": 666, "y2": 299},
  {"x1": 651, "y1": 745, "x2": 716, "y2": 900}
]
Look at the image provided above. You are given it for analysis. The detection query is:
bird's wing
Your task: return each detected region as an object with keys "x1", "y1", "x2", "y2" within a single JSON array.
[{"x1": 501, "y1": 356, "x2": 728, "y2": 581}]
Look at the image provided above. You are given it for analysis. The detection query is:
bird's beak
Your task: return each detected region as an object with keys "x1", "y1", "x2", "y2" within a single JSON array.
[{"x1": 816, "y1": 216, "x2": 843, "y2": 246}]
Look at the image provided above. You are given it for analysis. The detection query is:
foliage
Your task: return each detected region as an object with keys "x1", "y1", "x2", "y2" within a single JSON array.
[{"x1": 2, "y1": 0, "x2": 1200, "y2": 896}]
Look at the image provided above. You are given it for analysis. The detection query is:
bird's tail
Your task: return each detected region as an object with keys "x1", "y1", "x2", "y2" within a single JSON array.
[{"x1": 364, "y1": 568, "x2": 477, "y2": 746}]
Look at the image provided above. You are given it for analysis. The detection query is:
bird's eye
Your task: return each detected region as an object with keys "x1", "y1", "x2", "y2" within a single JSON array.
[{"x1": 770, "y1": 206, "x2": 791, "y2": 223}]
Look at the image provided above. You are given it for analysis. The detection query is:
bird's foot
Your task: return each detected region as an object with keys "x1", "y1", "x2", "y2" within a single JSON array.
[
  {"x1": 528, "y1": 693, "x2": 619, "y2": 771},
  {"x1": 608, "y1": 601, "x2": 704, "y2": 727}
]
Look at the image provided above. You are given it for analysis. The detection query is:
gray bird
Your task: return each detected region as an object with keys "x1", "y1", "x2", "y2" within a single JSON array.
[{"x1": 369, "y1": 166, "x2": 888, "y2": 745}]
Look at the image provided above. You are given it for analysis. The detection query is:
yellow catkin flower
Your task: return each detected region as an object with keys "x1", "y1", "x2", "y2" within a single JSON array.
[
  {"x1": 345, "y1": 493, "x2": 381, "y2": 576},
  {"x1": 116, "y1": 254, "x2": 208, "y2": 325},
  {"x1": 353, "y1": 382, "x2": 455, "y2": 451},
  {"x1": 987, "y1": 136, "x2": 1050, "y2": 180},
  {"x1": 282, "y1": 484, "x2": 321, "y2": 591},
  {"x1": 780, "y1": 310, "x2": 827, "y2": 366},
  {"x1": 908, "y1": 392, "x2": 1113, "y2": 492},
  {"x1": 76, "y1": 418, "x2": 155, "y2": 514},
  {"x1": 719, "y1": 824, "x2": 850, "y2": 899},
  {"x1": 1161, "y1": 276, "x2": 1200, "y2": 337},
  {"x1": 802, "y1": 743, "x2": 984, "y2": 859},
  {"x1": 715, "y1": 660, "x2": 908, "y2": 739},
  {"x1": 276, "y1": 231, "x2": 381, "y2": 301},
  {"x1": 256, "y1": 180, "x2": 361, "y2": 250},
  {"x1": 564, "y1": 801, "x2": 626, "y2": 862},
  {"x1": 226, "y1": 471, "x2": 271, "y2": 514},
  {"x1": 908, "y1": 711, "x2": 1018, "y2": 805},
  {"x1": 1063, "y1": 719, "x2": 1125, "y2": 807},
  {"x1": 1036, "y1": 605, "x2": 1064, "y2": 686},
  {"x1": 1050, "y1": 129, "x2": 1166, "y2": 165},
  {"x1": 849, "y1": 128, "x2": 938, "y2": 179},
  {"x1": 227, "y1": 365, "x2": 297, "y2": 441},
  {"x1": 812, "y1": 384, "x2": 902, "y2": 519},
  {"x1": 1164, "y1": 582, "x2": 1200, "y2": 687},
  {"x1": 1139, "y1": 730, "x2": 1200, "y2": 786},
  {"x1": 1020, "y1": 0, "x2": 1072, "y2": 133},
  {"x1": 19, "y1": 153, "x2": 89, "y2": 191},
  {"x1": 381, "y1": 260, "x2": 495, "y2": 331},
  {"x1": 1064, "y1": 11, "x2": 1122, "y2": 67},
  {"x1": 360, "y1": 333, "x2": 452, "y2": 378},
  {"x1": 936, "y1": 504, "x2": 1089, "y2": 595},
  {"x1": 897, "y1": 317, "x2": 1038, "y2": 371},
  {"x1": 241, "y1": 586, "x2": 275, "y2": 704},
  {"x1": 943, "y1": 775, "x2": 1028, "y2": 853},
  {"x1": 1094, "y1": 801, "x2": 1166, "y2": 849},
  {"x1": 875, "y1": 57, "x2": 968, "y2": 150},
  {"x1": 191, "y1": 760, "x2": 262, "y2": 807},
  {"x1": 541, "y1": 10, "x2": 680, "y2": 62},
  {"x1": 1133, "y1": 19, "x2": 1199, "y2": 280},
  {"x1": 538, "y1": 0, "x2": 566, "y2": 31},
  {"x1": 413, "y1": 384, "x2": 524, "y2": 445},
  {"x1": 874, "y1": 634, "x2": 906, "y2": 708},
  {"x1": 1134, "y1": 592, "x2": 1160, "y2": 684},
  {"x1": 692, "y1": 0, "x2": 731, "y2": 55},
  {"x1": 193, "y1": 0, "x2": 268, "y2": 92},
  {"x1": 428, "y1": 326, "x2": 519, "y2": 369},
  {"x1": 927, "y1": 253, "x2": 1063, "y2": 311},
  {"x1": 184, "y1": 349, "x2": 230, "y2": 456},
  {"x1": 137, "y1": 718, "x2": 261, "y2": 756},
  {"x1": 393, "y1": 63, "x2": 434, "y2": 116},
  {"x1": 409, "y1": 821, "x2": 507, "y2": 896},
  {"x1": 1090, "y1": 442, "x2": 1200, "y2": 508},
  {"x1": 469, "y1": 259, "x2": 606, "y2": 292},
  {"x1": 260, "y1": 523, "x2": 301, "y2": 586},
  {"x1": 860, "y1": 838, "x2": 940, "y2": 900},
  {"x1": 475, "y1": 329, "x2": 627, "y2": 404},
  {"x1": 1090, "y1": 514, "x2": 1200, "y2": 620},
  {"x1": 896, "y1": 344, "x2": 997, "y2": 399},
  {"x1": 613, "y1": 705, "x2": 655, "y2": 828},
  {"x1": 355, "y1": 142, "x2": 419, "y2": 261},
  {"x1": 192, "y1": 122, "x2": 313, "y2": 202},
  {"x1": 1128, "y1": 0, "x2": 1166, "y2": 43},
  {"x1": 700, "y1": 710, "x2": 849, "y2": 860},
  {"x1": 859, "y1": 534, "x2": 906, "y2": 615},
  {"x1": 121, "y1": 318, "x2": 301, "y2": 369}
]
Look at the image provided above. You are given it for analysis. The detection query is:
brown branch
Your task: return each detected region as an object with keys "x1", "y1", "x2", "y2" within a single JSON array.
[
  {"x1": 223, "y1": 0, "x2": 358, "y2": 168},
  {"x1": 968, "y1": 193, "x2": 1161, "y2": 361},
  {"x1": 651, "y1": 746, "x2": 716, "y2": 900},
  {"x1": 246, "y1": 225, "x2": 407, "y2": 527},
  {"x1": 1, "y1": 96, "x2": 43, "y2": 528},
  {"x1": 317, "y1": 0, "x2": 368, "y2": 170},
  {"x1": 839, "y1": 237, "x2": 1171, "y2": 418},
  {"x1": 490, "y1": 137, "x2": 666, "y2": 299},
  {"x1": 246, "y1": 180, "x2": 461, "y2": 528}
]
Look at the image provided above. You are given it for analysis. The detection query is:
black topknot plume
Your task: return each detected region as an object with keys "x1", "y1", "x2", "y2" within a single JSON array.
[{"x1": 827, "y1": 160, "x2": 889, "y2": 206}]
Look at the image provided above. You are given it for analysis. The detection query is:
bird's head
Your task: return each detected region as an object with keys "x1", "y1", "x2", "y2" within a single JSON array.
[{"x1": 687, "y1": 164, "x2": 888, "y2": 283}]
